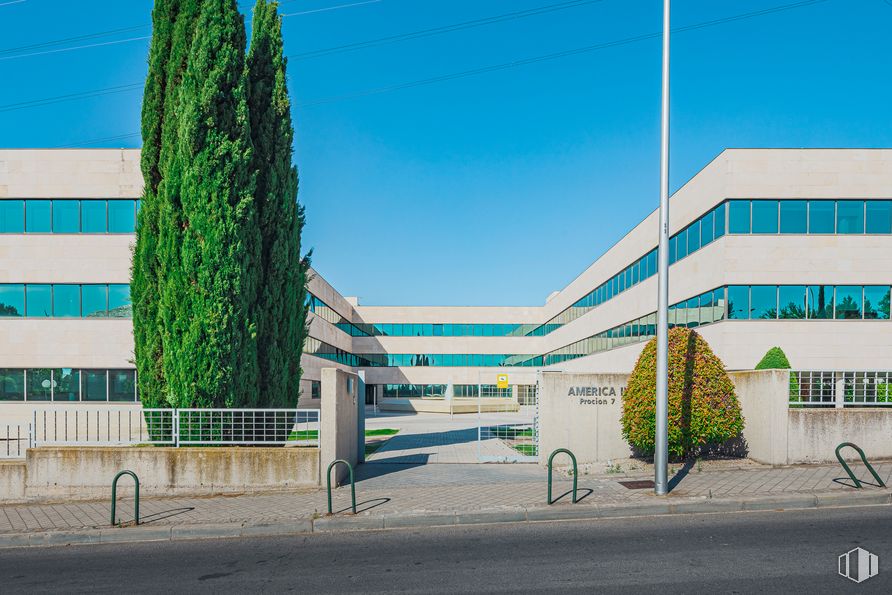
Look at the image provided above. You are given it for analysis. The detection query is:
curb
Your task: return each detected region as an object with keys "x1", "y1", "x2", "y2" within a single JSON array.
[{"x1": 1, "y1": 490, "x2": 889, "y2": 549}]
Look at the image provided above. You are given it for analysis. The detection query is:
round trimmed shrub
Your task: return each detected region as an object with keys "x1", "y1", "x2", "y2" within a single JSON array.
[
  {"x1": 755, "y1": 346, "x2": 791, "y2": 370},
  {"x1": 621, "y1": 327, "x2": 744, "y2": 458}
]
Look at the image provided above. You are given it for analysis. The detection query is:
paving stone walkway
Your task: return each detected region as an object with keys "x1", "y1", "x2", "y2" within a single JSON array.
[{"x1": 1, "y1": 461, "x2": 889, "y2": 536}]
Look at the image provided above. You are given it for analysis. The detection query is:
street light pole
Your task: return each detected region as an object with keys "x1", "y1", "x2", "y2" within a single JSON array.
[{"x1": 654, "y1": 0, "x2": 671, "y2": 496}]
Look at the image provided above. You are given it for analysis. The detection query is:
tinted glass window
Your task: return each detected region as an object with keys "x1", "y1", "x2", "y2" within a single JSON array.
[
  {"x1": 807, "y1": 285, "x2": 834, "y2": 319},
  {"x1": 714, "y1": 288, "x2": 726, "y2": 320},
  {"x1": 687, "y1": 220, "x2": 700, "y2": 254},
  {"x1": 750, "y1": 286, "x2": 777, "y2": 319},
  {"x1": 0, "y1": 200, "x2": 25, "y2": 233},
  {"x1": 778, "y1": 285, "x2": 806, "y2": 319},
  {"x1": 835, "y1": 285, "x2": 862, "y2": 319},
  {"x1": 751, "y1": 200, "x2": 778, "y2": 233},
  {"x1": 82, "y1": 370, "x2": 107, "y2": 401},
  {"x1": 686, "y1": 297, "x2": 700, "y2": 328},
  {"x1": 26, "y1": 368, "x2": 52, "y2": 401},
  {"x1": 108, "y1": 201, "x2": 135, "y2": 233},
  {"x1": 81, "y1": 200, "x2": 106, "y2": 232},
  {"x1": 0, "y1": 369, "x2": 25, "y2": 401},
  {"x1": 779, "y1": 200, "x2": 807, "y2": 233},
  {"x1": 53, "y1": 368, "x2": 80, "y2": 401},
  {"x1": 865, "y1": 201, "x2": 892, "y2": 234},
  {"x1": 82, "y1": 285, "x2": 108, "y2": 318},
  {"x1": 0, "y1": 284, "x2": 25, "y2": 317},
  {"x1": 863, "y1": 286, "x2": 890, "y2": 320},
  {"x1": 668, "y1": 236, "x2": 677, "y2": 264},
  {"x1": 108, "y1": 284, "x2": 132, "y2": 318},
  {"x1": 676, "y1": 228, "x2": 688, "y2": 260},
  {"x1": 836, "y1": 201, "x2": 864, "y2": 234},
  {"x1": 52, "y1": 200, "x2": 80, "y2": 233},
  {"x1": 109, "y1": 369, "x2": 136, "y2": 401},
  {"x1": 25, "y1": 200, "x2": 51, "y2": 232},
  {"x1": 728, "y1": 200, "x2": 751, "y2": 233},
  {"x1": 727, "y1": 286, "x2": 749, "y2": 319},
  {"x1": 700, "y1": 291, "x2": 714, "y2": 324},
  {"x1": 26, "y1": 284, "x2": 52, "y2": 317},
  {"x1": 808, "y1": 201, "x2": 834, "y2": 233},
  {"x1": 701, "y1": 210, "x2": 714, "y2": 245},
  {"x1": 714, "y1": 203, "x2": 726, "y2": 238},
  {"x1": 53, "y1": 284, "x2": 80, "y2": 317}
]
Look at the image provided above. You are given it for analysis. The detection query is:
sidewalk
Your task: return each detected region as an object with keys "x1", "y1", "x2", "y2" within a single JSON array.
[{"x1": 1, "y1": 461, "x2": 890, "y2": 548}]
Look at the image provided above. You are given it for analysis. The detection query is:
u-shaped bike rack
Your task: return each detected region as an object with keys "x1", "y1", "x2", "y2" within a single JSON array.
[
  {"x1": 835, "y1": 442, "x2": 886, "y2": 489},
  {"x1": 547, "y1": 448, "x2": 579, "y2": 505},
  {"x1": 326, "y1": 459, "x2": 357, "y2": 515},
  {"x1": 111, "y1": 470, "x2": 140, "y2": 526}
]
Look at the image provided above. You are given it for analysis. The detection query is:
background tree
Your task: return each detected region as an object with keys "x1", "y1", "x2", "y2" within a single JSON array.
[
  {"x1": 621, "y1": 327, "x2": 745, "y2": 458},
  {"x1": 246, "y1": 0, "x2": 310, "y2": 407},
  {"x1": 163, "y1": 0, "x2": 260, "y2": 407}
]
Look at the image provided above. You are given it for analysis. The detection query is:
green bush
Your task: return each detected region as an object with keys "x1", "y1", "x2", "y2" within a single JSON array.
[
  {"x1": 621, "y1": 327, "x2": 745, "y2": 458},
  {"x1": 755, "y1": 346, "x2": 791, "y2": 370}
]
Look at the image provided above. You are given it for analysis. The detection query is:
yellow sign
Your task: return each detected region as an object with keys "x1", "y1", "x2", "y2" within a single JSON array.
[{"x1": 496, "y1": 374, "x2": 509, "y2": 389}]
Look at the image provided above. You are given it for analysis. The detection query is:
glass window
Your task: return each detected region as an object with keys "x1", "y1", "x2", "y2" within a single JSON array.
[
  {"x1": 53, "y1": 368, "x2": 80, "y2": 401},
  {"x1": 714, "y1": 203, "x2": 726, "y2": 238},
  {"x1": 676, "y1": 228, "x2": 688, "y2": 260},
  {"x1": 52, "y1": 200, "x2": 80, "y2": 233},
  {"x1": 866, "y1": 201, "x2": 892, "y2": 234},
  {"x1": 687, "y1": 220, "x2": 700, "y2": 254},
  {"x1": 807, "y1": 285, "x2": 834, "y2": 319},
  {"x1": 728, "y1": 286, "x2": 749, "y2": 319},
  {"x1": 668, "y1": 236, "x2": 677, "y2": 264},
  {"x1": 808, "y1": 201, "x2": 834, "y2": 234},
  {"x1": 700, "y1": 291, "x2": 715, "y2": 324},
  {"x1": 82, "y1": 285, "x2": 108, "y2": 318},
  {"x1": 701, "y1": 210, "x2": 714, "y2": 246},
  {"x1": 686, "y1": 297, "x2": 700, "y2": 328},
  {"x1": 836, "y1": 201, "x2": 864, "y2": 234},
  {"x1": 728, "y1": 200, "x2": 751, "y2": 234},
  {"x1": 109, "y1": 369, "x2": 136, "y2": 401},
  {"x1": 863, "y1": 286, "x2": 890, "y2": 320},
  {"x1": 647, "y1": 249, "x2": 657, "y2": 277},
  {"x1": 714, "y1": 288, "x2": 726, "y2": 321},
  {"x1": 82, "y1": 370, "x2": 107, "y2": 401},
  {"x1": 0, "y1": 369, "x2": 25, "y2": 401},
  {"x1": 751, "y1": 200, "x2": 778, "y2": 234},
  {"x1": 0, "y1": 284, "x2": 25, "y2": 317},
  {"x1": 26, "y1": 368, "x2": 52, "y2": 401},
  {"x1": 835, "y1": 286, "x2": 862, "y2": 319},
  {"x1": 25, "y1": 284, "x2": 52, "y2": 317},
  {"x1": 53, "y1": 284, "x2": 80, "y2": 317},
  {"x1": 779, "y1": 200, "x2": 807, "y2": 233},
  {"x1": 81, "y1": 200, "x2": 107, "y2": 233},
  {"x1": 0, "y1": 200, "x2": 25, "y2": 233},
  {"x1": 25, "y1": 200, "x2": 51, "y2": 233},
  {"x1": 777, "y1": 285, "x2": 805, "y2": 319},
  {"x1": 108, "y1": 201, "x2": 135, "y2": 233},
  {"x1": 750, "y1": 286, "x2": 777, "y2": 319}
]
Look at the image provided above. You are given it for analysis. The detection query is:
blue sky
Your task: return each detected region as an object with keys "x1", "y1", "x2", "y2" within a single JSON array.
[{"x1": 2, "y1": 0, "x2": 891, "y2": 306}]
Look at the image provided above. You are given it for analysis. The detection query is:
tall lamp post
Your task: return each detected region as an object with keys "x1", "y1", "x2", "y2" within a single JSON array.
[{"x1": 654, "y1": 0, "x2": 671, "y2": 496}]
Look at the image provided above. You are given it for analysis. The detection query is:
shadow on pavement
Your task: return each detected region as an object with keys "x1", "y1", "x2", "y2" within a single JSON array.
[
  {"x1": 550, "y1": 487, "x2": 595, "y2": 505},
  {"x1": 140, "y1": 507, "x2": 196, "y2": 524},
  {"x1": 668, "y1": 460, "x2": 695, "y2": 493},
  {"x1": 333, "y1": 498, "x2": 391, "y2": 515}
]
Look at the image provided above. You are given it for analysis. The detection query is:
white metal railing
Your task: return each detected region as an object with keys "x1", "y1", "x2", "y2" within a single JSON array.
[
  {"x1": 30, "y1": 408, "x2": 320, "y2": 447},
  {"x1": 789, "y1": 371, "x2": 892, "y2": 408},
  {"x1": 1, "y1": 423, "x2": 30, "y2": 459}
]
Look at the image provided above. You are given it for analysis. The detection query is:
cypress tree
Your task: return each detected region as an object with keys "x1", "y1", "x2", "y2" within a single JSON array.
[
  {"x1": 247, "y1": 0, "x2": 310, "y2": 407},
  {"x1": 164, "y1": 0, "x2": 260, "y2": 407}
]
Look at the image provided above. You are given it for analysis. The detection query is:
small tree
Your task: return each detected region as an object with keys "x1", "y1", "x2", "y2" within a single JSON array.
[
  {"x1": 755, "y1": 346, "x2": 791, "y2": 370},
  {"x1": 621, "y1": 327, "x2": 744, "y2": 458}
]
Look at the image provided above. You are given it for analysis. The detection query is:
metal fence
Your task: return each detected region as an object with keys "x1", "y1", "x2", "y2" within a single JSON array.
[
  {"x1": 1, "y1": 424, "x2": 30, "y2": 459},
  {"x1": 790, "y1": 371, "x2": 892, "y2": 408},
  {"x1": 29, "y1": 408, "x2": 320, "y2": 447}
]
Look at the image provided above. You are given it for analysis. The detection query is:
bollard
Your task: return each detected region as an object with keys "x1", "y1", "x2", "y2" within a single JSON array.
[
  {"x1": 326, "y1": 459, "x2": 357, "y2": 514},
  {"x1": 547, "y1": 448, "x2": 579, "y2": 505},
  {"x1": 111, "y1": 470, "x2": 140, "y2": 526}
]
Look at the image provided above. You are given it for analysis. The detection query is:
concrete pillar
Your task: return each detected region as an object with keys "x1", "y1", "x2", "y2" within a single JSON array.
[
  {"x1": 835, "y1": 373, "x2": 846, "y2": 409},
  {"x1": 320, "y1": 368, "x2": 361, "y2": 484}
]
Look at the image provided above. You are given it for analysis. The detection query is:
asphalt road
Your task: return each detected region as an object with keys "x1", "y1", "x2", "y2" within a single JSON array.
[{"x1": 2, "y1": 506, "x2": 891, "y2": 594}]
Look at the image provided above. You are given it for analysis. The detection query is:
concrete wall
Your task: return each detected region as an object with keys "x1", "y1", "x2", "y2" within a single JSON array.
[
  {"x1": 787, "y1": 410, "x2": 892, "y2": 464},
  {"x1": 728, "y1": 370, "x2": 789, "y2": 464},
  {"x1": 14, "y1": 446, "x2": 319, "y2": 502},
  {"x1": 0, "y1": 461, "x2": 26, "y2": 500},
  {"x1": 320, "y1": 368, "x2": 361, "y2": 484}
]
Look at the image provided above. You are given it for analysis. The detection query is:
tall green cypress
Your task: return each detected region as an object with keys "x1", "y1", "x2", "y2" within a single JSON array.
[
  {"x1": 164, "y1": 0, "x2": 260, "y2": 408},
  {"x1": 247, "y1": 0, "x2": 310, "y2": 407}
]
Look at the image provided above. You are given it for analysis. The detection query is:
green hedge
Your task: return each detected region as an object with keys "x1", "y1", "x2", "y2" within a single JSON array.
[
  {"x1": 755, "y1": 346, "x2": 791, "y2": 370},
  {"x1": 621, "y1": 327, "x2": 745, "y2": 458}
]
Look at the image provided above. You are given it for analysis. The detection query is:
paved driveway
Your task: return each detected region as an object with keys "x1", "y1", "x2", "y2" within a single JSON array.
[{"x1": 365, "y1": 410, "x2": 535, "y2": 464}]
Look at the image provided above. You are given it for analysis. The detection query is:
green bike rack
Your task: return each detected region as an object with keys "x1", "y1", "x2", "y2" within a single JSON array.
[
  {"x1": 547, "y1": 448, "x2": 578, "y2": 505},
  {"x1": 326, "y1": 459, "x2": 356, "y2": 515},
  {"x1": 111, "y1": 470, "x2": 140, "y2": 526},
  {"x1": 835, "y1": 442, "x2": 886, "y2": 489}
]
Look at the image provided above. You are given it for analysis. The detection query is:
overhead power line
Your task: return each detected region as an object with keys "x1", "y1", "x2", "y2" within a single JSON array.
[
  {"x1": 0, "y1": 83, "x2": 143, "y2": 113},
  {"x1": 54, "y1": 132, "x2": 141, "y2": 149}
]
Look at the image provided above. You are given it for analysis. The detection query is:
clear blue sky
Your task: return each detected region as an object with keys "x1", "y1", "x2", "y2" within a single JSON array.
[{"x1": 2, "y1": 0, "x2": 890, "y2": 306}]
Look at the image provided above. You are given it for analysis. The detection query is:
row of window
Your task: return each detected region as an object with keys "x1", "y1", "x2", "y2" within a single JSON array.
[
  {"x1": 380, "y1": 384, "x2": 513, "y2": 398},
  {"x1": 0, "y1": 199, "x2": 140, "y2": 234},
  {"x1": 0, "y1": 368, "x2": 137, "y2": 402},
  {"x1": 727, "y1": 285, "x2": 890, "y2": 320},
  {"x1": 0, "y1": 284, "x2": 131, "y2": 318}
]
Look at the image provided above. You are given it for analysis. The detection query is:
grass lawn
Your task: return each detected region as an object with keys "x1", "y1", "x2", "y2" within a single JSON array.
[
  {"x1": 287, "y1": 428, "x2": 400, "y2": 442},
  {"x1": 511, "y1": 444, "x2": 538, "y2": 456}
]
